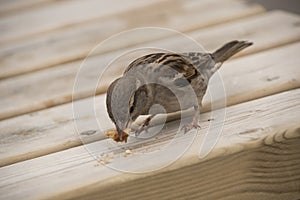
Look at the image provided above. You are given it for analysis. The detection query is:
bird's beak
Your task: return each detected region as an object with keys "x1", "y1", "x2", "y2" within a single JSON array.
[
  {"x1": 124, "y1": 119, "x2": 132, "y2": 130},
  {"x1": 116, "y1": 119, "x2": 132, "y2": 139}
]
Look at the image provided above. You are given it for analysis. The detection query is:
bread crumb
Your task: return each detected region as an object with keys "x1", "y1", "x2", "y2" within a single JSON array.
[
  {"x1": 98, "y1": 153, "x2": 113, "y2": 164},
  {"x1": 124, "y1": 149, "x2": 133, "y2": 157},
  {"x1": 125, "y1": 149, "x2": 132, "y2": 154},
  {"x1": 105, "y1": 129, "x2": 130, "y2": 142}
]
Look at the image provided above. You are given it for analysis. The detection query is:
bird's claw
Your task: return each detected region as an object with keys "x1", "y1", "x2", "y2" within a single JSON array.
[
  {"x1": 181, "y1": 122, "x2": 201, "y2": 134},
  {"x1": 132, "y1": 115, "x2": 154, "y2": 137},
  {"x1": 133, "y1": 124, "x2": 150, "y2": 136}
]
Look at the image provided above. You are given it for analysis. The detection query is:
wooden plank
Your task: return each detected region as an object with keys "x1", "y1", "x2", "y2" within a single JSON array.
[
  {"x1": 0, "y1": 0, "x2": 57, "y2": 16},
  {"x1": 0, "y1": 0, "x2": 167, "y2": 45},
  {"x1": 0, "y1": 0, "x2": 265, "y2": 79},
  {"x1": 0, "y1": 89, "x2": 299, "y2": 200},
  {"x1": 0, "y1": 0, "x2": 261, "y2": 44},
  {"x1": 0, "y1": 42, "x2": 299, "y2": 167},
  {"x1": 0, "y1": 11, "x2": 299, "y2": 120}
]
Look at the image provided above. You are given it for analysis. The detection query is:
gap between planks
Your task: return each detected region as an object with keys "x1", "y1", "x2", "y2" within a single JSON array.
[
  {"x1": 0, "y1": 11, "x2": 299, "y2": 121},
  {"x1": 0, "y1": 42, "x2": 300, "y2": 167},
  {"x1": 0, "y1": 88, "x2": 299, "y2": 199}
]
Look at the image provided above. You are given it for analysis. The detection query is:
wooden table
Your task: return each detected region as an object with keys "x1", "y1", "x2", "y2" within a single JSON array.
[{"x1": 0, "y1": 0, "x2": 299, "y2": 199}]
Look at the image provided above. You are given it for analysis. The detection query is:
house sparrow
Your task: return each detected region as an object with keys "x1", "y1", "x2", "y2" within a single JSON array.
[{"x1": 106, "y1": 40, "x2": 252, "y2": 142}]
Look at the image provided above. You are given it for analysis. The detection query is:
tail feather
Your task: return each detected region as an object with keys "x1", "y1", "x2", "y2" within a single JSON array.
[{"x1": 211, "y1": 40, "x2": 253, "y2": 63}]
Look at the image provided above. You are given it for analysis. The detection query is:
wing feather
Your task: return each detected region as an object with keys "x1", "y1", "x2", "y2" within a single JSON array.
[{"x1": 124, "y1": 53, "x2": 198, "y2": 87}]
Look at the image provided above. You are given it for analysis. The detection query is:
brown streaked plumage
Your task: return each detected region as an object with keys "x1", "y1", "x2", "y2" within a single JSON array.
[{"x1": 106, "y1": 40, "x2": 253, "y2": 142}]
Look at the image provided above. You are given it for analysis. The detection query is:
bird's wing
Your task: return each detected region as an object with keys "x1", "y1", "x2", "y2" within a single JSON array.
[
  {"x1": 124, "y1": 53, "x2": 198, "y2": 87},
  {"x1": 124, "y1": 53, "x2": 164, "y2": 73}
]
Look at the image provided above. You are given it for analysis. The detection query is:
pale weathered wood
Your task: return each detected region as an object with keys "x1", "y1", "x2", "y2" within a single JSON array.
[
  {"x1": 0, "y1": 0, "x2": 58, "y2": 16},
  {"x1": 0, "y1": 89, "x2": 299, "y2": 200},
  {"x1": 0, "y1": 0, "x2": 262, "y2": 44},
  {"x1": 0, "y1": 0, "x2": 265, "y2": 79},
  {"x1": 0, "y1": 0, "x2": 167, "y2": 45},
  {"x1": 0, "y1": 11, "x2": 299, "y2": 120},
  {"x1": 0, "y1": 42, "x2": 299, "y2": 167}
]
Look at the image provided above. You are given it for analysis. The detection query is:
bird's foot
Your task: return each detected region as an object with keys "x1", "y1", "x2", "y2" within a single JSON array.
[
  {"x1": 133, "y1": 125, "x2": 149, "y2": 136},
  {"x1": 181, "y1": 113, "x2": 201, "y2": 134},
  {"x1": 181, "y1": 122, "x2": 201, "y2": 134},
  {"x1": 133, "y1": 115, "x2": 155, "y2": 137}
]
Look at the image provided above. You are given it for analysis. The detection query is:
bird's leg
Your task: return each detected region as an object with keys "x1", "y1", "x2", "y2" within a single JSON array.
[
  {"x1": 134, "y1": 114, "x2": 156, "y2": 136},
  {"x1": 181, "y1": 105, "x2": 201, "y2": 134}
]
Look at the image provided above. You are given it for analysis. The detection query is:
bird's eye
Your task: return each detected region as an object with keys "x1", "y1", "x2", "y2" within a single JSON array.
[{"x1": 129, "y1": 105, "x2": 134, "y2": 113}]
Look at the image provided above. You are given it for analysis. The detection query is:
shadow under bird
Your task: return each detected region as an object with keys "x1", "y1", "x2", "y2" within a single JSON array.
[{"x1": 106, "y1": 40, "x2": 253, "y2": 142}]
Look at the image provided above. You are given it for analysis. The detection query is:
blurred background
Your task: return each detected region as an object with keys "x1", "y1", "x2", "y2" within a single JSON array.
[{"x1": 249, "y1": 0, "x2": 300, "y2": 14}]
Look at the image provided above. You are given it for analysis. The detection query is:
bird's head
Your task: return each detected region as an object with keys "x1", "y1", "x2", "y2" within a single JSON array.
[{"x1": 106, "y1": 75, "x2": 149, "y2": 141}]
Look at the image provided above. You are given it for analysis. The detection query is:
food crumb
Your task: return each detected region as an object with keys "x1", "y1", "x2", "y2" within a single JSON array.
[
  {"x1": 105, "y1": 129, "x2": 129, "y2": 142},
  {"x1": 98, "y1": 153, "x2": 113, "y2": 164},
  {"x1": 124, "y1": 149, "x2": 133, "y2": 157},
  {"x1": 125, "y1": 149, "x2": 132, "y2": 154}
]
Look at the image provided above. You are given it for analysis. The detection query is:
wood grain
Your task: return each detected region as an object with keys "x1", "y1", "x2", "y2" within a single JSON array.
[
  {"x1": 0, "y1": 0, "x2": 58, "y2": 16},
  {"x1": 0, "y1": 42, "x2": 299, "y2": 167},
  {"x1": 0, "y1": 0, "x2": 298, "y2": 199},
  {"x1": 0, "y1": 0, "x2": 263, "y2": 47},
  {"x1": 0, "y1": 11, "x2": 299, "y2": 121},
  {"x1": 0, "y1": 0, "x2": 265, "y2": 79},
  {"x1": 0, "y1": 89, "x2": 299, "y2": 200},
  {"x1": 0, "y1": 0, "x2": 165, "y2": 45}
]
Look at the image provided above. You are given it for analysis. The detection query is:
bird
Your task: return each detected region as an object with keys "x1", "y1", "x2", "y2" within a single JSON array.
[{"x1": 106, "y1": 40, "x2": 253, "y2": 142}]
